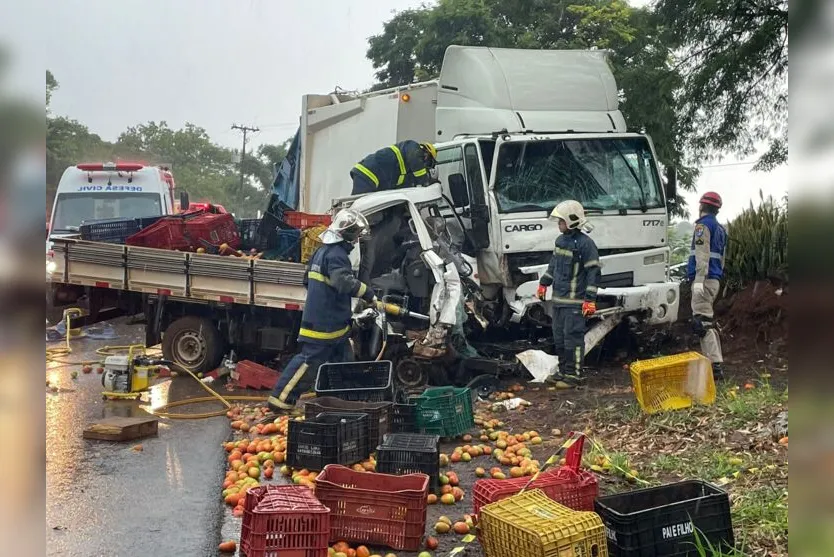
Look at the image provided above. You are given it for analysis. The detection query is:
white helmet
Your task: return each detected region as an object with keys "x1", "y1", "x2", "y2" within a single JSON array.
[
  {"x1": 549, "y1": 200, "x2": 587, "y2": 230},
  {"x1": 320, "y1": 208, "x2": 370, "y2": 244}
]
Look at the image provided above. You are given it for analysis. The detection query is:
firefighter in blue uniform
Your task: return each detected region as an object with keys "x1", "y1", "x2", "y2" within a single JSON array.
[
  {"x1": 688, "y1": 191, "x2": 728, "y2": 380},
  {"x1": 267, "y1": 208, "x2": 377, "y2": 413},
  {"x1": 536, "y1": 200, "x2": 601, "y2": 384},
  {"x1": 350, "y1": 141, "x2": 438, "y2": 195}
]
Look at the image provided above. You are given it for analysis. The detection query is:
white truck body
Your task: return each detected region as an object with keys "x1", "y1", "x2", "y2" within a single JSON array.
[
  {"x1": 282, "y1": 46, "x2": 679, "y2": 331},
  {"x1": 297, "y1": 48, "x2": 626, "y2": 213},
  {"x1": 46, "y1": 189, "x2": 455, "y2": 319}
]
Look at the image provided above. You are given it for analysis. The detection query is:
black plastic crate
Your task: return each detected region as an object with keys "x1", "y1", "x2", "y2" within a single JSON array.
[
  {"x1": 375, "y1": 433, "x2": 441, "y2": 493},
  {"x1": 286, "y1": 412, "x2": 370, "y2": 471},
  {"x1": 237, "y1": 218, "x2": 268, "y2": 251},
  {"x1": 595, "y1": 479, "x2": 735, "y2": 556},
  {"x1": 259, "y1": 202, "x2": 295, "y2": 236},
  {"x1": 303, "y1": 397, "x2": 392, "y2": 447},
  {"x1": 79, "y1": 217, "x2": 152, "y2": 244},
  {"x1": 390, "y1": 402, "x2": 417, "y2": 433},
  {"x1": 314, "y1": 360, "x2": 394, "y2": 402}
]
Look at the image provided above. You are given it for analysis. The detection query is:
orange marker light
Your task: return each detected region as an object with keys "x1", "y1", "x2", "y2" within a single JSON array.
[{"x1": 401, "y1": 93, "x2": 411, "y2": 103}]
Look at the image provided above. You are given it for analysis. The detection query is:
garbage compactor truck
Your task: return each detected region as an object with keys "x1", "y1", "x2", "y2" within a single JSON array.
[{"x1": 266, "y1": 45, "x2": 681, "y2": 385}]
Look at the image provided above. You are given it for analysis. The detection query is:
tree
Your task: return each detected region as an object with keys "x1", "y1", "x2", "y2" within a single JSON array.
[
  {"x1": 242, "y1": 140, "x2": 291, "y2": 192},
  {"x1": 366, "y1": 0, "x2": 697, "y2": 211},
  {"x1": 117, "y1": 121, "x2": 267, "y2": 215},
  {"x1": 46, "y1": 70, "x2": 58, "y2": 111},
  {"x1": 654, "y1": 0, "x2": 788, "y2": 170}
]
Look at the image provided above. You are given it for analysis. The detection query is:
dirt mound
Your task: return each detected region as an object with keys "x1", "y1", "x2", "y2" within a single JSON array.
[{"x1": 717, "y1": 280, "x2": 787, "y2": 353}]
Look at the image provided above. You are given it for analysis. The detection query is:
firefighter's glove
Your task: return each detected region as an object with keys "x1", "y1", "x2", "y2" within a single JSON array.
[
  {"x1": 582, "y1": 301, "x2": 597, "y2": 317},
  {"x1": 536, "y1": 285, "x2": 547, "y2": 301},
  {"x1": 692, "y1": 282, "x2": 705, "y2": 297}
]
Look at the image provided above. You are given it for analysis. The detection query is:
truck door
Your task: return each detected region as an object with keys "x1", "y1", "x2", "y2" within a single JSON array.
[{"x1": 436, "y1": 142, "x2": 490, "y2": 252}]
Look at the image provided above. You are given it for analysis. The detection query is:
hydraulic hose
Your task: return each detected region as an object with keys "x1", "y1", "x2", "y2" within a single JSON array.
[
  {"x1": 375, "y1": 306, "x2": 388, "y2": 362},
  {"x1": 45, "y1": 310, "x2": 269, "y2": 419},
  {"x1": 149, "y1": 361, "x2": 268, "y2": 420},
  {"x1": 46, "y1": 308, "x2": 107, "y2": 366}
]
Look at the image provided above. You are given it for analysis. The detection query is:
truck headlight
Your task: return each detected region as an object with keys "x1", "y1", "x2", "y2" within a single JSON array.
[
  {"x1": 656, "y1": 304, "x2": 667, "y2": 319},
  {"x1": 666, "y1": 289, "x2": 677, "y2": 304},
  {"x1": 643, "y1": 253, "x2": 665, "y2": 266},
  {"x1": 46, "y1": 260, "x2": 57, "y2": 274}
]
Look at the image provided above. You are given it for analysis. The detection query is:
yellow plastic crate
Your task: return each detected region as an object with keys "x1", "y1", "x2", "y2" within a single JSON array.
[
  {"x1": 300, "y1": 225, "x2": 327, "y2": 264},
  {"x1": 629, "y1": 351, "x2": 716, "y2": 414},
  {"x1": 479, "y1": 489, "x2": 608, "y2": 557}
]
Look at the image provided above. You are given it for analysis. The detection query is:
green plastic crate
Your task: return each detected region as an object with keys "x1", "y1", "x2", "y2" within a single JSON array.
[{"x1": 413, "y1": 387, "x2": 474, "y2": 438}]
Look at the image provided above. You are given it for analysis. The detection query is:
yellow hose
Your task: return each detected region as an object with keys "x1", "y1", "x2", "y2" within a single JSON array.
[
  {"x1": 45, "y1": 309, "x2": 269, "y2": 419},
  {"x1": 150, "y1": 362, "x2": 268, "y2": 420},
  {"x1": 45, "y1": 308, "x2": 97, "y2": 365}
]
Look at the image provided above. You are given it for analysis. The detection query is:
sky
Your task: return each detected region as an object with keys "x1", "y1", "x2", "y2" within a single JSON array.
[{"x1": 9, "y1": 0, "x2": 787, "y2": 221}]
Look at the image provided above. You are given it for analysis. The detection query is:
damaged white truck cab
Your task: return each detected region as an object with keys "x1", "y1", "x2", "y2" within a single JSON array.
[{"x1": 281, "y1": 45, "x2": 679, "y2": 351}]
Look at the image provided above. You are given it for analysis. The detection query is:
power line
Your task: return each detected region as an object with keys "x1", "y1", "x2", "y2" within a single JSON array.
[
  {"x1": 701, "y1": 160, "x2": 758, "y2": 169},
  {"x1": 254, "y1": 122, "x2": 299, "y2": 129},
  {"x1": 231, "y1": 123, "x2": 260, "y2": 193}
]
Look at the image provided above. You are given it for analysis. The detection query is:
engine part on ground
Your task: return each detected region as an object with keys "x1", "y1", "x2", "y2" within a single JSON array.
[{"x1": 395, "y1": 357, "x2": 429, "y2": 389}]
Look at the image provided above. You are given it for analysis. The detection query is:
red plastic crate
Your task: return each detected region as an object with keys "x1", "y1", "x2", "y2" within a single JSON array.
[
  {"x1": 126, "y1": 212, "x2": 240, "y2": 251},
  {"x1": 284, "y1": 211, "x2": 332, "y2": 229},
  {"x1": 472, "y1": 433, "x2": 598, "y2": 518},
  {"x1": 314, "y1": 464, "x2": 429, "y2": 551},
  {"x1": 233, "y1": 360, "x2": 280, "y2": 390},
  {"x1": 239, "y1": 485, "x2": 330, "y2": 557}
]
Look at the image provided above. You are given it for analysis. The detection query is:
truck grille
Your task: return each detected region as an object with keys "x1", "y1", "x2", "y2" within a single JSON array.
[
  {"x1": 506, "y1": 252, "x2": 634, "y2": 288},
  {"x1": 599, "y1": 271, "x2": 634, "y2": 288}
]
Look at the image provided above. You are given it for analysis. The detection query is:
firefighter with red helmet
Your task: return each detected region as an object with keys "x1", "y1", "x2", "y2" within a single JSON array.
[{"x1": 687, "y1": 191, "x2": 728, "y2": 380}]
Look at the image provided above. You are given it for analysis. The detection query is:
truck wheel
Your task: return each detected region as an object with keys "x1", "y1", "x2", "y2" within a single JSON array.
[
  {"x1": 46, "y1": 304, "x2": 66, "y2": 327},
  {"x1": 162, "y1": 316, "x2": 224, "y2": 373}
]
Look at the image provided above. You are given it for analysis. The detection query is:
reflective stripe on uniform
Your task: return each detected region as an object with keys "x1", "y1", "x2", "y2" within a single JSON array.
[
  {"x1": 413, "y1": 168, "x2": 427, "y2": 177},
  {"x1": 586, "y1": 285, "x2": 599, "y2": 293},
  {"x1": 551, "y1": 297, "x2": 583, "y2": 305},
  {"x1": 357, "y1": 282, "x2": 367, "y2": 297},
  {"x1": 308, "y1": 271, "x2": 331, "y2": 285},
  {"x1": 553, "y1": 247, "x2": 573, "y2": 257},
  {"x1": 390, "y1": 145, "x2": 407, "y2": 186},
  {"x1": 278, "y1": 363, "x2": 308, "y2": 404},
  {"x1": 575, "y1": 346, "x2": 581, "y2": 371},
  {"x1": 690, "y1": 249, "x2": 724, "y2": 260},
  {"x1": 353, "y1": 163, "x2": 380, "y2": 187},
  {"x1": 569, "y1": 262, "x2": 579, "y2": 298},
  {"x1": 584, "y1": 259, "x2": 600, "y2": 268},
  {"x1": 299, "y1": 325, "x2": 351, "y2": 340}
]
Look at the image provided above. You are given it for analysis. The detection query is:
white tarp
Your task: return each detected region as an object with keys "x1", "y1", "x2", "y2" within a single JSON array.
[{"x1": 516, "y1": 349, "x2": 560, "y2": 383}]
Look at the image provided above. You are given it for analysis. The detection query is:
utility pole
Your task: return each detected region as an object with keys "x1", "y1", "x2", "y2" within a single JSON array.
[{"x1": 231, "y1": 123, "x2": 259, "y2": 193}]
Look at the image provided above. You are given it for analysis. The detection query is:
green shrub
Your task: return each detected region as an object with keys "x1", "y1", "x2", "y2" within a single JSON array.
[{"x1": 723, "y1": 191, "x2": 788, "y2": 290}]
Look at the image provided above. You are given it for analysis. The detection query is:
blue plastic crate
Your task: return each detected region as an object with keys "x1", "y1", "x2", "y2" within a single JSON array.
[{"x1": 262, "y1": 229, "x2": 301, "y2": 262}]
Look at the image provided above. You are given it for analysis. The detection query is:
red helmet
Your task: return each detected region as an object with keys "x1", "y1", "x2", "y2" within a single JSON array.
[{"x1": 699, "y1": 191, "x2": 722, "y2": 209}]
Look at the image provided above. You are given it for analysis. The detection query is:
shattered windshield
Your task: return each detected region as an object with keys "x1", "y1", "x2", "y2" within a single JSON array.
[{"x1": 493, "y1": 137, "x2": 664, "y2": 213}]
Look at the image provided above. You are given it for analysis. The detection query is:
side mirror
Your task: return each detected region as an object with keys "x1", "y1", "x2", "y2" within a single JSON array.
[
  {"x1": 179, "y1": 190, "x2": 190, "y2": 212},
  {"x1": 448, "y1": 173, "x2": 469, "y2": 207},
  {"x1": 664, "y1": 167, "x2": 677, "y2": 201}
]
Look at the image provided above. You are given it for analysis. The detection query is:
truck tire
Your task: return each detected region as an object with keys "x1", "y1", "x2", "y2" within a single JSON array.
[{"x1": 162, "y1": 316, "x2": 224, "y2": 373}]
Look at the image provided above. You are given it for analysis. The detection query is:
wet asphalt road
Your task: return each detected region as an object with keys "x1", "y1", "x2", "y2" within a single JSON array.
[{"x1": 46, "y1": 318, "x2": 230, "y2": 557}]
